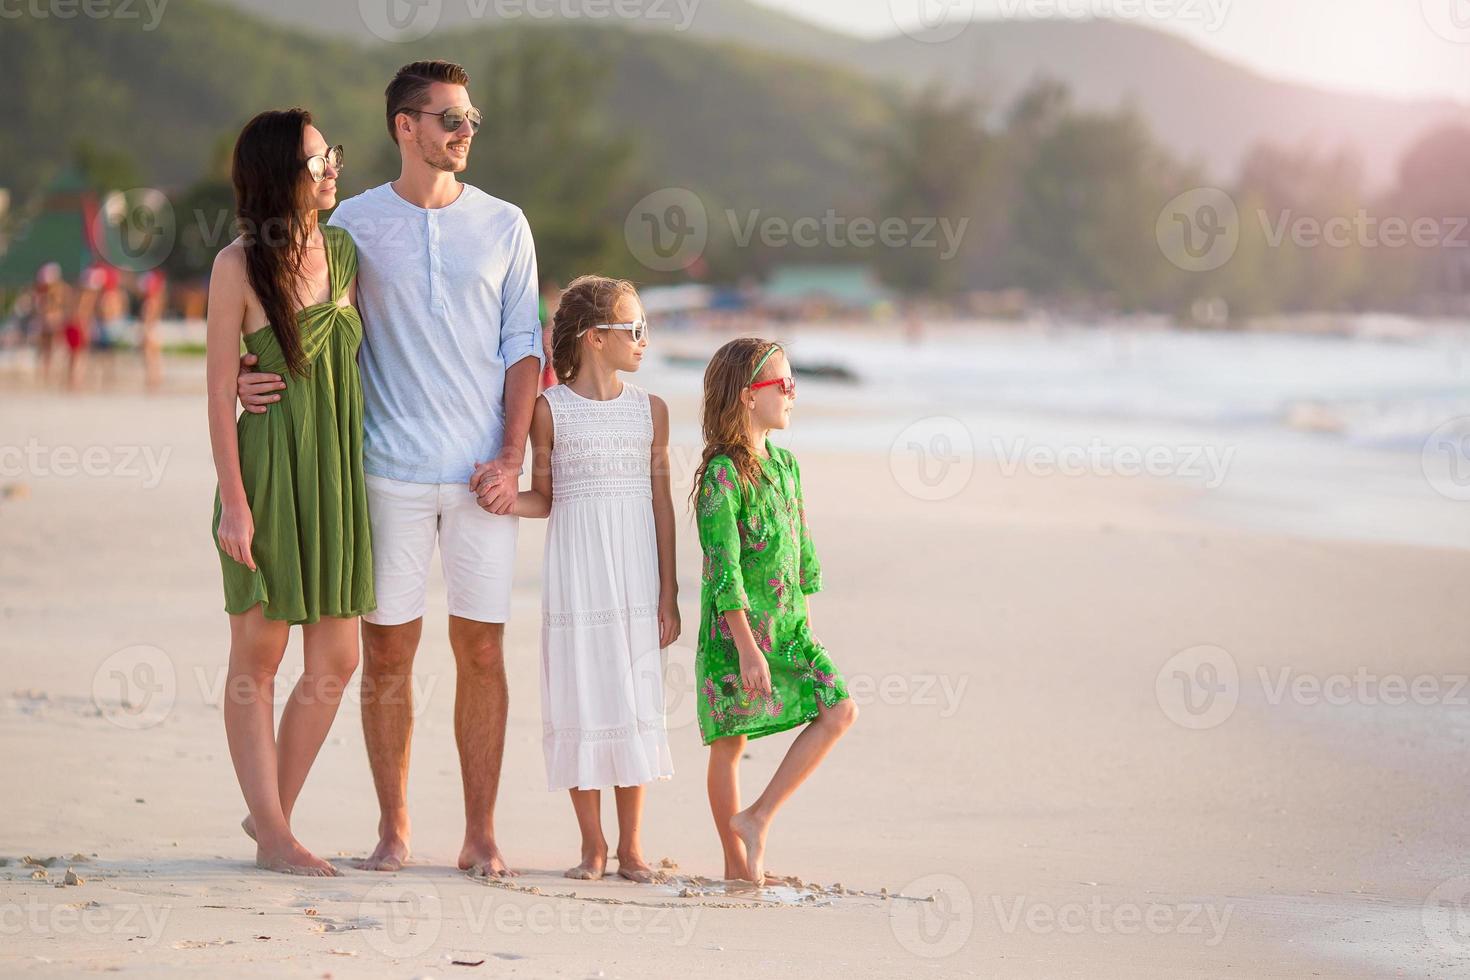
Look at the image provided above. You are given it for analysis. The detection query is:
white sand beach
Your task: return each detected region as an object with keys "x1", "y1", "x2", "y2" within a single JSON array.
[{"x1": 3, "y1": 345, "x2": 1470, "y2": 978}]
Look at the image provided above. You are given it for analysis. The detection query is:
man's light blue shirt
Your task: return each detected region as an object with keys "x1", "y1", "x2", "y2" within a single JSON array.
[{"x1": 328, "y1": 181, "x2": 543, "y2": 485}]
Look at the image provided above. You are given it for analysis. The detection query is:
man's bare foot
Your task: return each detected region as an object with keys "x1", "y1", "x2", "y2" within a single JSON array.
[
  {"x1": 355, "y1": 833, "x2": 411, "y2": 872},
  {"x1": 255, "y1": 838, "x2": 338, "y2": 876},
  {"x1": 459, "y1": 839, "x2": 518, "y2": 877},
  {"x1": 616, "y1": 849, "x2": 658, "y2": 884},
  {"x1": 729, "y1": 808, "x2": 768, "y2": 886},
  {"x1": 565, "y1": 845, "x2": 607, "y2": 880},
  {"x1": 241, "y1": 815, "x2": 256, "y2": 842}
]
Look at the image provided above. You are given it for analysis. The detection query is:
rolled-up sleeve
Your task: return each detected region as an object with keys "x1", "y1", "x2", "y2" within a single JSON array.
[
  {"x1": 498, "y1": 211, "x2": 544, "y2": 370},
  {"x1": 697, "y1": 460, "x2": 750, "y2": 613}
]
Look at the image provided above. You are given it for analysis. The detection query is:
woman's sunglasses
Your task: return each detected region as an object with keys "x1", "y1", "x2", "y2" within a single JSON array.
[
  {"x1": 577, "y1": 319, "x2": 649, "y2": 343},
  {"x1": 305, "y1": 145, "x2": 344, "y2": 183},
  {"x1": 750, "y1": 376, "x2": 796, "y2": 397},
  {"x1": 400, "y1": 106, "x2": 483, "y2": 134}
]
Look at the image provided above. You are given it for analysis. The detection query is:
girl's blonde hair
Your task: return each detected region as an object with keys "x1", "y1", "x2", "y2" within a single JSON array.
[
  {"x1": 550, "y1": 274, "x2": 639, "y2": 383},
  {"x1": 690, "y1": 337, "x2": 783, "y2": 505}
]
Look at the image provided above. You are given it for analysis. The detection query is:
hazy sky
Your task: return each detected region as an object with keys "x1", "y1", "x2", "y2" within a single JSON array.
[{"x1": 755, "y1": 0, "x2": 1470, "y2": 104}]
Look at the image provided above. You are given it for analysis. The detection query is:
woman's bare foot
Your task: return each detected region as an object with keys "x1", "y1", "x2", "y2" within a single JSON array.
[
  {"x1": 241, "y1": 815, "x2": 256, "y2": 841},
  {"x1": 616, "y1": 849, "x2": 658, "y2": 884},
  {"x1": 355, "y1": 832, "x2": 411, "y2": 872},
  {"x1": 565, "y1": 844, "x2": 607, "y2": 880},
  {"x1": 255, "y1": 837, "x2": 338, "y2": 876},
  {"x1": 459, "y1": 838, "x2": 517, "y2": 878},
  {"x1": 729, "y1": 807, "x2": 768, "y2": 886}
]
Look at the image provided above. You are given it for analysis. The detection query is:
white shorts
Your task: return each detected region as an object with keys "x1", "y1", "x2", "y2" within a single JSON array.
[{"x1": 364, "y1": 474, "x2": 519, "y2": 626}]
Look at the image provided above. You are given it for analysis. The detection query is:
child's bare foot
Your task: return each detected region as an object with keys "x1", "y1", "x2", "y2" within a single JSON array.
[
  {"x1": 459, "y1": 837, "x2": 518, "y2": 877},
  {"x1": 256, "y1": 838, "x2": 338, "y2": 876},
  {"x1": 616, "y1": 849, "x2": 658, "y2": 884},
  {"x1": 729, "y1": 808, "x2": 768, "y2": 885},
  {"x1": 565, "y1": 849, "x2": 607, "y2": 880}
]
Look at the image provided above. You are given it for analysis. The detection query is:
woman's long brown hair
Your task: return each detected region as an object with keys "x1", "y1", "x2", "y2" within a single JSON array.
[
  {"x1": 689, "y1": 337, "x2": 782, "y2": 507},
  {"x1": 231, "y1": 108, "x2": 315, "y2": 377}
]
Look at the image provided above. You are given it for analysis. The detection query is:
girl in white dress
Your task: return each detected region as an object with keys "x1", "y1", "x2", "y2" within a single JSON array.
[{"x1": 514, "y1": 275, "x2": 680, "y2": 882}]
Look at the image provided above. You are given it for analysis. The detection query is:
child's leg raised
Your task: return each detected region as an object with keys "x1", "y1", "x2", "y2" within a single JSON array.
[
  {"x1": 565, "y1": 788, "x2": 607, "y2": 879},
  {"x1": 731, "y1": 697, "x2": 858, "y2": 884},
  {"x1": 707, "y1": 734, "x2": 751, "y2": 880},
  {"x1": 613, "y1": 785, "x2": 657, "y2": 883}
]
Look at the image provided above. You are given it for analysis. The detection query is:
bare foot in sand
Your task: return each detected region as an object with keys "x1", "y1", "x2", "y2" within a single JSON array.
[
  {"x1": 355, "y1": 833, "x2": 411, "y2": 872},
  {"x1": 565, "y1": 844, "x2": 607, "y2": 880},
  {"x1": 729, "y1": 808, "x2": 768, "y2": 886},
  {"x1": 255, "y1": 838, "x2": 338, "y2": 876},
  {"x1": 616, "y1": 849, "x2": 658, "y2": 884},
  {"x1": 459, "y1": 838, "x2": 517, "y2": 877},
  {"x1": 241, "y1": 815, "x2": 256, "y2": 841}
]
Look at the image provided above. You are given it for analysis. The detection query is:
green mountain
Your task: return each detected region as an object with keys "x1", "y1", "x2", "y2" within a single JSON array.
[{"x1": 214, "y1": 0, "x2": 1470, "y2": 189}]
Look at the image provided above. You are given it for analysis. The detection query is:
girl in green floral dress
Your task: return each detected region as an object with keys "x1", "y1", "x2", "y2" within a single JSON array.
[{"x1": 692, "y1": 338, "x2": 858, "y2": 885}]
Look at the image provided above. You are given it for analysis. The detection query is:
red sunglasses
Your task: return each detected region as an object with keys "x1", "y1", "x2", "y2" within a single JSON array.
[{"x1": 750, "y1": 376, "x2": 796, "y2": 397}]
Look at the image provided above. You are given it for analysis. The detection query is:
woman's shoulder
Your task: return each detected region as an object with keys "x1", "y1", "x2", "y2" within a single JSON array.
[{"x1": 324, "y1": 224, "x2": 357, "y2": 253}]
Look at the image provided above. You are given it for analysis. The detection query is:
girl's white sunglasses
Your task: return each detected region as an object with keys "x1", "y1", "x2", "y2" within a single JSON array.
[{"x1": 577, "y1": 319, "x2": 648, "y2": 343}]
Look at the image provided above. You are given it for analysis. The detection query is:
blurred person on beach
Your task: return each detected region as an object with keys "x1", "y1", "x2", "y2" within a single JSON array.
[
  {"x1": 207, "y1": 108, "x2": 373, "y2": 876},
  {"x1": 692, "y1": 338, "x2": 857, "y2": 884},
  {"x1": 61, "y1": 266, "x2": 97, "y2": 391},
  {"x1": 539, "y1": 276, "x2": 561, "y2": 391},
  {"x1": 26, "y1": 263, "x2": 67, "y2": 382},
  {"x1": 236, "y1": 61, "x2": 543, "y2": 877},
  {"x1": 137, "y1": 268, "x2": 166, "y2": 390},
  {"x1": 512, "y1": 275, "x2": 679, "y2": 883}
]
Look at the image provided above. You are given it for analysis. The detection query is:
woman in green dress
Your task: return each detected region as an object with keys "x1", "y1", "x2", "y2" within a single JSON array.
[
  {"x1": 692, "y1": 338, "x2": 858, "y2": 885},
  {"x1": 206, "y1": 109, "x2": 374, "y2": 876}
]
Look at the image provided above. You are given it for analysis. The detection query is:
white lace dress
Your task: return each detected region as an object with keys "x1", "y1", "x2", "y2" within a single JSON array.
[{"x1": 540, "y1": 382, "x2": 673, "y2": 791}]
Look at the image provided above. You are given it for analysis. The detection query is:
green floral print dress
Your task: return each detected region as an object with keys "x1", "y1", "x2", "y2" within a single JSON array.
[{"x1": 694, "y1": 442, "x2": 848, "y2": 745}]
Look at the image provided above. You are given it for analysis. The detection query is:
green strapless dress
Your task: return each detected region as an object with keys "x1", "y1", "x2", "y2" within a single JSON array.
[{"x1": 213, "y1": 225, "x2": 375, "y2": 624}]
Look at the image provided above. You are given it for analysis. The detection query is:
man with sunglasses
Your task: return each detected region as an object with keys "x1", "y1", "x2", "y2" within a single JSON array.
[{"x1": 237, "y1": 61, "x2": 540, "y2": 879}]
